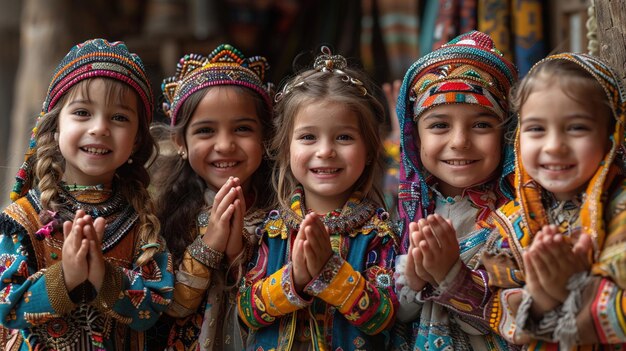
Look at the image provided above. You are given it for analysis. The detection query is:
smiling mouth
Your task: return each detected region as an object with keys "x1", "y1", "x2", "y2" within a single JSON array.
[
  {"x1": 311, "y1": 168, "x2": 340, "y2": 174},
  {"x1": 443, "y1": 160, "x2": 476, "y2": 166},
  {"x1": 212, "y1": 161, "x2": 239, "y2": 168},
  {"x1": 542, "y1": 164, "x2": 574, "y2": 171},
  {"x1": 81, "y1": 147, "x2": 111, "y2": 155}
]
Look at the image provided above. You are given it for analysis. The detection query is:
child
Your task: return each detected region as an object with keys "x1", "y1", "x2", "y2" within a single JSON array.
[
  {"x1": 0, "y1": 39, "x2": 173, "y2": 350},
  {"x1": 153, "y1": 44, "x2": 274, "y2": 350},
  {"x1": 482, "y1": 53, "x2": 626, "y2": 349},
  {"x1": 237, "y1": 47, "x2": 399, "y2": 350},
  {"x1": 394, "y1": 30, "x2": 519, "y2": 350}
]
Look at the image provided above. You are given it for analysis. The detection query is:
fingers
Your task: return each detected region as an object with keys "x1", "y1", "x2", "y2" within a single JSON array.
[
  {"x1": 93, "y1": 217, "x2": 106, "y2": 242},
  {"x1": 212, "y1": 177, "x2": 240, "y2": 217}
]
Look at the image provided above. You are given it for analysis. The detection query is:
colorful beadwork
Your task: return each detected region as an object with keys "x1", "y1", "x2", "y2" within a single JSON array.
[
  {"x1": 161, "y1": 44, "x2": 273, "y2": 126},
  {"x1": 10, "y1": 39, "x2": 154, "y2": 202}
]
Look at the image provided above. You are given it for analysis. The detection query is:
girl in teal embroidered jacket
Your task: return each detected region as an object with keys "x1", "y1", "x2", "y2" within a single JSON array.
[
  {"x1": 0, "y1": 39, "x2": 173, "y2": 350},
  {"x1": 237, "y1": 47, "x2": 399, "y2": 350}
]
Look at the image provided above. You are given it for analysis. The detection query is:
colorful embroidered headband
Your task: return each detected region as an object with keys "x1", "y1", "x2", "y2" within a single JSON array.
[
  {"x1": 274, "y1": 46, "x2": 368, "y2": 102},
  {"x1": 407, "y1": 30, "x2": 517, "y2": 120},
  {"x1": 162, "y1": 44, "x2": 273, "y2": 126},
  {"x1": 11, "y1": 38, "x2": 154, "y2": 201}
]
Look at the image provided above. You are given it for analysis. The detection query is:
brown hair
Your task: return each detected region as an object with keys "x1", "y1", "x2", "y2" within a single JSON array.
[
  {"x1": 272, "y1": 67, "x2": 386, "y2": 210},
  {"x1": 152, "y1": 85, "x2": 273, "y2": 265},
  {"x1": 511, "y1": 59, "x2": 612, "y2": 123},
  {"x1": 33, "y1": 78, "x2": 161, "y2": 266}
]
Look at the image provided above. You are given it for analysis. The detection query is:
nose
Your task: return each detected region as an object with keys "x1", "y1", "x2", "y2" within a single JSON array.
[
  {"x1": 544, "y1": 131, "x2": 567, "y2": 154},
  {"x1": 449, "y1": 128, "x2": 470, "y2": 150},
  {"x1": 215, "y1": 132, "x2": 236, "y2": 153},
  {"x1": 88, "y1": 117, "x2": 111, "y2": 137},
  {"x1": 315, "y1": 139, "x2": 336, "y2": 159}
]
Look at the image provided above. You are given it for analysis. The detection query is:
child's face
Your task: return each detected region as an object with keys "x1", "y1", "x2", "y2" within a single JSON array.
[
  {"x1": 58, "y1": 78, "x2": 139, "y2": 185},
  {"x1": 178, "y1": 87, "x2": 263, "y2": 191},
  {"x1": 289, "y1": 101, "x2": 367, "y2": 213},
  {"x1": 417, "y1": 104, "x2": 503, "y2": 197},
  {"x1": 519, "y1": 83, "x2": 610, "y2": 201}
]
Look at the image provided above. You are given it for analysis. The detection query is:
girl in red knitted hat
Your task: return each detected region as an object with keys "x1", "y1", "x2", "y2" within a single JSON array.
[{"x1": 0, "y1": 38, "x2": 173, "y2": 350}]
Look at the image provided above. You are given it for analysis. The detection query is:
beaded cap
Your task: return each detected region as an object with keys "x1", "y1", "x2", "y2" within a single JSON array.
[
  {"x1": 162, "y1": 44, "x2": 272, "y2": 126},
  {"x1": 10, "y1": 39, "x2": 154, "y2": 201},
  {"x1": 408, "y1": 30, "x2": 517, "y2": 120},
  {"x1": 396, "y1": 31, "x2": 518, "y2": 250}
]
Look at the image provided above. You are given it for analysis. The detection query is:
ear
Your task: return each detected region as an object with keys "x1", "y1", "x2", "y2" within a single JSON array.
[{"x1": 171, "y1": 133, "x2": 186, "y2": 154}]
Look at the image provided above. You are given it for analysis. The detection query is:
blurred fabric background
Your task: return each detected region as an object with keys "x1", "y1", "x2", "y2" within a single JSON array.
[{"x1": 0, "y1": 0, "x2": 617, "y2": 208}]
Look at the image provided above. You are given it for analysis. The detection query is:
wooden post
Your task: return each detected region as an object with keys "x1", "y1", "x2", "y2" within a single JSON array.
[
  {"x1": 595, "y1": 0, "x2": 626, "y2": 83},
  {"x1": 2, "y1": 0, "x2": 72, "y2": 207}
]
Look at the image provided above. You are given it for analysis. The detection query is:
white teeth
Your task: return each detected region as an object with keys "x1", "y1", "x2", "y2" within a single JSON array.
[
  {"x1": 83, "y1": 147, "x2": 109, "y2": 154},
  {"x1": 213, "y1": 162, "x2": 237, "y2": 168},
  {"x1": 313, "y1": 168, "x2": 339, "y2": 174},
  {"x1": 445, "y1": 160, "x2": 473, "y2": 166},
  {"x1": 543, "y1": 165, "x2": 571, "y2": 170}
]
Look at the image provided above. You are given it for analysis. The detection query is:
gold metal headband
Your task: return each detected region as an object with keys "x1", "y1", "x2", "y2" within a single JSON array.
[{"x1": 274, "y1": 46, "x2": 367, "y2": 102}]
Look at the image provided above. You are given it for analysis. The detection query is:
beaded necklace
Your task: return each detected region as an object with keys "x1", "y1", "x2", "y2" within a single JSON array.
[{"x1": 30, "y1": 183, "x2": 137, "y2": 252}]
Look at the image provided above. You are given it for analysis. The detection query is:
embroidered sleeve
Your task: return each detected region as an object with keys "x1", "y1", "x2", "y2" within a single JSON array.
[
  {"x1": 99, "y1": 238, "x2": 174, "y2": 331},
  {"x1": 166, "y1": 236, "x2": 214, "y2": 318},
  {"x1": 237, "y1": 235, "x2": 312, "y2": 330},
  {"x1": 421, "y1": 259, "x2": 493, "y2": 330},
  {"x1": 0, "y1": 211, "x2": 61, "y2": 329},
  {"x1": 304, "y1": 235, "x2": 397, "y2": 335}
]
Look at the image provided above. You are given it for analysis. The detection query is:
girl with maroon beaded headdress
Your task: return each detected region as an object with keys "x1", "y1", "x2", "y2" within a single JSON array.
[
  {"x1": 152, "y1": 44, "x2": 274, "y2": 350},
  {"x1": 0, "y1": 38, "x2": 173, "y2": 350}
]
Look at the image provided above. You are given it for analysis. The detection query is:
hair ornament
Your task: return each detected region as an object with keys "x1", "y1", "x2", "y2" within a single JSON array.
[
  {"x1": 274, "y1": 46, "x2": 367, "y2": 102},
  {"x1": 162, "y1": 44, "x2": 273, "y2": 126}
]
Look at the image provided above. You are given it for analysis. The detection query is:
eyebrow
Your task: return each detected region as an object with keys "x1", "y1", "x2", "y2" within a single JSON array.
[
  {"x1": 521, "y1": 114, "x2": 595, "y2": 124},
  {"x1": 66, "y1": 99, "x2": 137, "y2": 114},
  {"x1": 422, "y1": 111, "x2": 500, "y2": 121},
  {"x1": 190, "y1": 116, "x2": 259, "y2": 127}
]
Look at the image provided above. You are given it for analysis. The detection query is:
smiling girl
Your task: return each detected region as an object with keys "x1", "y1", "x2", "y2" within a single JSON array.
[{"x1": 237, "y1": 47, "x2": 399, "y2": 350}]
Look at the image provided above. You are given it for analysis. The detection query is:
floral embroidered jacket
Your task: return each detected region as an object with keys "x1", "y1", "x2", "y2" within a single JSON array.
[
  {"x1": 0, "y1": 187, "x2": 174, "y2": 350},
  {"x1": 237, "y1": 188, "x2": 399, "y2": 350},
  {"x1": 481, "y1": 53, "x2": 626, "y2": 350}
]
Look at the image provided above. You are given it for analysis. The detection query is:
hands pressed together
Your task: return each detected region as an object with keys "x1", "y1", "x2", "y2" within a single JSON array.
[
  {"x1": 404, "y1": 214, "x2": 460, "y2": 291},
  {"x1": 61, "y1": 209, "x2": 106, "y2": 292},
  {"x1": 203, "y1": 177, "x2": 247, "y2": 264},
  {"x1": 292, "y1": 213, "x2": 334, "y2": 293},
  {"x1": 523, "y1": 225, "x2": 592, "y2": 317}
]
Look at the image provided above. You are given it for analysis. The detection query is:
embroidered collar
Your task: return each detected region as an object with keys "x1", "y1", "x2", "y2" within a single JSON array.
[{"x1": 280, "y1": 186, "x2": 378, "y2": 235}]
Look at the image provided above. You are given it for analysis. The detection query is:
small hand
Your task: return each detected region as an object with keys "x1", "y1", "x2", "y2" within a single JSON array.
[
  {"x1": 86, "y1": 216, "x2": 106, "y2": 291},
  {"x1": 404, "y1": 222, "x2": 427, "y2": 291},
  {"x1": 203, "y1": 177, "x2": 239, "y2": 253},
  {"x1": 225, "y1": 180, "x2": 246, "y2": 263},
  {"x1": 292, "y1": 220, "x2": 312, "y2": 292},
  {"x1": 523, "y1": 249, "x2": 561, "y2": 318},
  {"x1": 530, "y1": 225, "x2": 591, "y2": 302},
  {"x1": 61, "y1": 210, "x2": 90, "y2": 291},
  {"x1": 409, "y1": 222, "x2": 437, "y2": 286},
  {"x1": 418, "y1": 215, "x2": 460, "y2": 284},
  {"x1": 302, "y1": 213, "x2": 334, "y2": 279}
]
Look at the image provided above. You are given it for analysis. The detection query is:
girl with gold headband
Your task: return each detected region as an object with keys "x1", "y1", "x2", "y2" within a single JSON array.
[{"x1": 237, "y1": 47, "x2": 399, "y2": 350}]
